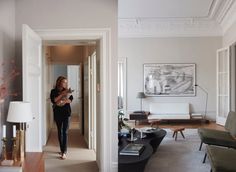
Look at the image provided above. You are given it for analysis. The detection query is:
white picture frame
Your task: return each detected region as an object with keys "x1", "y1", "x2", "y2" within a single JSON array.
[{"x1": 144, "y1": 63, "x2": 196, "y2": 96}]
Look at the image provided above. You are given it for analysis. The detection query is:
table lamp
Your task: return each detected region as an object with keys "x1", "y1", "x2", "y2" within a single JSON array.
[
  {"x1": 136, "y1": 92, "x2": 146, "y2": 112},
  {"x1": 7, "y1": 101, "x2": 33, "y2": 161}
]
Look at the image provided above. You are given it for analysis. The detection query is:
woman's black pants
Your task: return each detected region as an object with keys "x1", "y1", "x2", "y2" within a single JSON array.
[{"x1": 55, "y1": 117, "x2": 69, "y2": 154}]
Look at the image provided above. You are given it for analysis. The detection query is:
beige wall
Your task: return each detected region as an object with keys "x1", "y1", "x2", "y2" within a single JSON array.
[
  {"x1": 15, "y1": 0, "x2": 118, "y2": 170},
  {"x1": 50, "y1": 46, "x2": 84, "y2": 64},
  {"x1": 119, "y1": 37, "x2": 222, "y2": 120},
  {"x1": 0, "y1": 0, "x2": 16, "y2": 151}
]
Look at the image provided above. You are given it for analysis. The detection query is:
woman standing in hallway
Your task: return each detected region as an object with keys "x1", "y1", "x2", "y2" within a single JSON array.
[{"x1": 50, "y1": 76, "x2": 73, "y2": 159}]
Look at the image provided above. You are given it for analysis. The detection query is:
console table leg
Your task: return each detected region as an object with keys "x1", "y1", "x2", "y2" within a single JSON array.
[
  {"x1": 180, "y1": 131, "x2": 185, "y2": 139},
  {"x1": 172, "y1": 131, "x2": 176, "y2": 138},
  {"x1": 175, "y1": 132, "x2": 178, "y2": 141}
]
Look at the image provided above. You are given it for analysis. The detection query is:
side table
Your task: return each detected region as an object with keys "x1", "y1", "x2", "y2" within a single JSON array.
[{"x1": 129, "y1": 111, "x2": 149, "y2": 125}]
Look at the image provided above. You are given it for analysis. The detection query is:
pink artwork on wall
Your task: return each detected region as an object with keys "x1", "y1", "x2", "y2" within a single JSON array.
[{"x1": 0, "y1": 59, "x2": 20, "y2": 103}]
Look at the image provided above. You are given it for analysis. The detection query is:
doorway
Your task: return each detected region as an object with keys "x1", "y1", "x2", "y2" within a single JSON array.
[
  {"x1": 44, "y1": 43, "x2": 97, "y2": 145},
  {"x1": 22, "y1": 25, "x2": 114, "y2": 171}
]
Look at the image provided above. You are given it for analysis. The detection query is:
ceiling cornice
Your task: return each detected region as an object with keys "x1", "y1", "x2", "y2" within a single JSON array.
[
  {"x1": 119, "y1": 18, "x2": 222, "y2": 38},
  {"x1": 118, "y1": 0, "x2": 235, "y2": 38},
  {"x1": 219, "y1": 0, "x2": 236, "y2": 33}
]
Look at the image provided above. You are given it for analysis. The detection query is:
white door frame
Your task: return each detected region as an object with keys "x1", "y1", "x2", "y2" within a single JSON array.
[
  {"x1": 35, "y1": 28, "x2": 113, "y2": 171},
  {"x1": 216, "y1": 47, "x2": 230, "y2": 125},
  {"x1": 88, "y1": 52, "x2": 97, "y2": 151}
]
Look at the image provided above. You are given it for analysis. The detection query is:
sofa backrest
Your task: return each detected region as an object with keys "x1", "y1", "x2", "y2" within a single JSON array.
[
  {"x1": 225, "y1": 111, "x2": 236, "y2": 137},
  {"x1": 149, "y1": 103, "x2": 189, "y2": 115}
]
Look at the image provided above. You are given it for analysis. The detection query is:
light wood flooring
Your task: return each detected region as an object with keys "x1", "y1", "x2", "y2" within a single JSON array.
[{"x1": 43, "y1": 115, "x2": 99, "y2": 172}]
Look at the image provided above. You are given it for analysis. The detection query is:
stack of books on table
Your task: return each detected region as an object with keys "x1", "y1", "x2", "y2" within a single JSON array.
[{"x1": 119, "y1": 143, "x2": 145, "y2": 156}]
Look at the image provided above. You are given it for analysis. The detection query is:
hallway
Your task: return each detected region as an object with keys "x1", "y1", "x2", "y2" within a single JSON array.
[{"x1": 43, "y1": 116, "x2": 99, "y2": 172}]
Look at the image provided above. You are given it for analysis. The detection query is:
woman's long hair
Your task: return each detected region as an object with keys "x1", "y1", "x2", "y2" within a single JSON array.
[{"x1": 55, "y1": 76, "x2": 67, "y2": 89}]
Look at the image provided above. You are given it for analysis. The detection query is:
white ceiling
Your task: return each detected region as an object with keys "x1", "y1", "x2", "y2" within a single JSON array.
[
  {"x1": 119, "y1": 0, "x2": 213, "y2": 18},
  {"x1": 118, "y1": 0, "x2": 236, "y2": 37}
]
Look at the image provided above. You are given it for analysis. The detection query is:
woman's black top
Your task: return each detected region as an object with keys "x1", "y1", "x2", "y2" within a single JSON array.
[{"x1": 50, "y1": 88, "x2": 73, "y2": 121}]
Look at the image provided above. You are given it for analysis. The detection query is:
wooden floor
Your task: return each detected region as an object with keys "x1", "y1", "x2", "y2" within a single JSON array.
[{"x1": 130, "y1": 120, "x2": 225, "y2": 131}]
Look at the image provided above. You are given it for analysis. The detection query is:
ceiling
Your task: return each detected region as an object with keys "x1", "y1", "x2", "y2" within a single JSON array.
[
  {"x1": 118, "y1": 0, "x2": 236, "y2": 37},
  {"x1": 119, "y1": 0, "x2": 213, "y2": 18}
]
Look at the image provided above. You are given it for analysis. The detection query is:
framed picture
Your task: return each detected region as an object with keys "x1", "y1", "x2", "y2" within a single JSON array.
[{"x1": 144, "y1": 63, "x2": 196, "y2": 96}]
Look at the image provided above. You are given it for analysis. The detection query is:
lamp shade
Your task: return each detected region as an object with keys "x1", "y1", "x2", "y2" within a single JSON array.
[
  {"x1": 7, "y1": 101, "x2": 33, "y2": 123},
  {"x1": 137, "y1": 92, "x2": 146, "y2": 98}
]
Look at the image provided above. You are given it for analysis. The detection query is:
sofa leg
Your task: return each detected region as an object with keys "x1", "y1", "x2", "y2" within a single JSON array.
[
  {"x1": 199, "y1": 142, "x2": 203, "y2": 151},
  {"x1": 203, "y1": 153, "x2": 207, "y2": 163}
]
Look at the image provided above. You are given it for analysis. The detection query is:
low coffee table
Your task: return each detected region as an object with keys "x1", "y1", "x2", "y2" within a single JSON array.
[
  {"x1": 118, "y1": 128, "x2": 167, "y2": 172},
  {"x1": 118, "y1": 143, "x2": 153, "y2": 172}
]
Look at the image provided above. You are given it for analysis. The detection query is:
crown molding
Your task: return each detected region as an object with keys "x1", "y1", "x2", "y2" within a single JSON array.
[
  {"x1": 118, "y1": 0, "x2": 236, "y2": 38},
  {"x1": 119, "y1": 18, "x2": 222, "y2": 38},
  {"x1": 220, "y1": 1, "x2": 236, "y2": 33}
]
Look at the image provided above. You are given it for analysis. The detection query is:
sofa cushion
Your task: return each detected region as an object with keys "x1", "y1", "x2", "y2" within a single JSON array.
[
  {"x1": 207, "y1": 145, "x2": 236, "y2": 172},
  {"x1": 198, "y1": 128, "x2": 236, "y2": 148},
  {"x1": 148, "y1": 103, "x2": 190, "y2": 119},
  {"x1": 225, "y1": 111, "x2": 236, "y2": 137}
]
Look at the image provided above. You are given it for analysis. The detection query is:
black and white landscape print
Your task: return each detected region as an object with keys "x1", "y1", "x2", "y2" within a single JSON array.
[{"x1": 144, "y1": 63, "x2": 196, "y2": 96}]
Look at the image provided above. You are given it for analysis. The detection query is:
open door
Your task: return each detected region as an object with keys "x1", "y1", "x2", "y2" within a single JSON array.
[
  {"x1": 216, "y1": 47, "x2": 230, "y2": 125},
  {"x1": 89, "y1": 52, "x2": 97, "y2": 151},
  {"x1": 22, "y1": 24, "x2": 43, "y2": 151}
]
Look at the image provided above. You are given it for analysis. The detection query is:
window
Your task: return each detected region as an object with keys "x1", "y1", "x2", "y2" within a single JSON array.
[{"x1": 118, "y1": 58, "x2": 127, "y2": 112}]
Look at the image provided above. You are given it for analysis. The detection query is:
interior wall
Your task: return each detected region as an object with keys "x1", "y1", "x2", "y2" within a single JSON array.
[
  {"x1": 0, "y1": 0, "x2": 16, "y2": 151},
  {"x1": 50, "y1": 46, "x2": 84, "y2": 64},
  {"x1": 15, "y1": 0, "x2": 118, "y2": 170},
  {"x1": 223, "y1": 20, "x2": 236, "y2": 46},
  {"x1": 119, "y1": 37, "x2": 222, "y2": 120}
]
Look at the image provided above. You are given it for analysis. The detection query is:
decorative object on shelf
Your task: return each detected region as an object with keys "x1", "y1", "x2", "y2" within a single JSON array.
[
  {"x1": 136, "y1": 92, "x2": 146, "y2": 112},
  {"x1": 1, "y1": 128, "x2": 7, "y2": 161},
  {"x1": 12, "y1": 125, "x2": 17, "y2": 162},
  {"x1": 144, "y1": 63, "x2": 196, "y2": 96},
  {"x1": 127, "y1": 128, "x2": 138, "y2": 142},
  {"x1": 118, "y1": 110, "x2": 130, "y2": 132},
  {"x1": 195, "y1": 84, "x2": 208, "y2": 121},
  {"x1": 7, "y1": 101, "x2": 33, "y2": 161},
  {"x1": 12, "y1": 137, "x2": 17, "y2": 162}
]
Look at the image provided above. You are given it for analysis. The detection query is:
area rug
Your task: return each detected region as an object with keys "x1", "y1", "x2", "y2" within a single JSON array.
[{"x1": 144, "y1": 129, "x2": 211, "y2": 172}]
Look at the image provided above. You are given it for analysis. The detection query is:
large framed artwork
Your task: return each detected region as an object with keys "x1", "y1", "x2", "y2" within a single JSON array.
[{"x1": 144, "y1": 63, "x2": 196, "y2": 96}]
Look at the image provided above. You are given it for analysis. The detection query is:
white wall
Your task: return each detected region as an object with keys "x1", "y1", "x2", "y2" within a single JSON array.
[
  {"x1": 15, "y1": 0, "x2": 117, "y2": 171},
  {"x1": 223, "y1": 21, "x2": 236, "y2": 46},
  {"x1": 119, "y1": 37, "x2": 222, "y2": 120}
]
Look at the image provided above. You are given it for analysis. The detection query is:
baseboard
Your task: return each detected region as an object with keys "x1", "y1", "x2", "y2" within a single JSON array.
[{"x1": 111, "y1": 161, "x2": 118, "y2": 172}]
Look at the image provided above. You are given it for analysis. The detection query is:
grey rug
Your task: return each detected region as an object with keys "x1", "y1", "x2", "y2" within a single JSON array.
[{"x1": 144, "y1": 129, "x2": 211, "y2": 172}]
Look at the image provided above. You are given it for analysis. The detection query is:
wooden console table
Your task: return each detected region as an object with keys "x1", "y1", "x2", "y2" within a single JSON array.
[{"x1": 0, "y1": 152, "x2": 44, "y2": 172}]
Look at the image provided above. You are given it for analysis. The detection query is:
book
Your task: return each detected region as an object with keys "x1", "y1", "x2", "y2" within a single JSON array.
[{"x1": 119, "y1": 143, "x2": 145, "y2": 156}]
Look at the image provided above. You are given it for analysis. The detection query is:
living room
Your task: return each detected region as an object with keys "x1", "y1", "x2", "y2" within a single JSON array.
[{"x1": 118, "y1": 0, "x2": 236, "y2": 172}]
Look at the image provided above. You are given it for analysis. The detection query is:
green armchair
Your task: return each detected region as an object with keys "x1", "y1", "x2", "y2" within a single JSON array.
[
  {"x1": 207, "y1": 145, "x2": 236, "y2": 172},
  {"x1": 198, "y1": 111, "x2": 236, "y2": 162}
]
